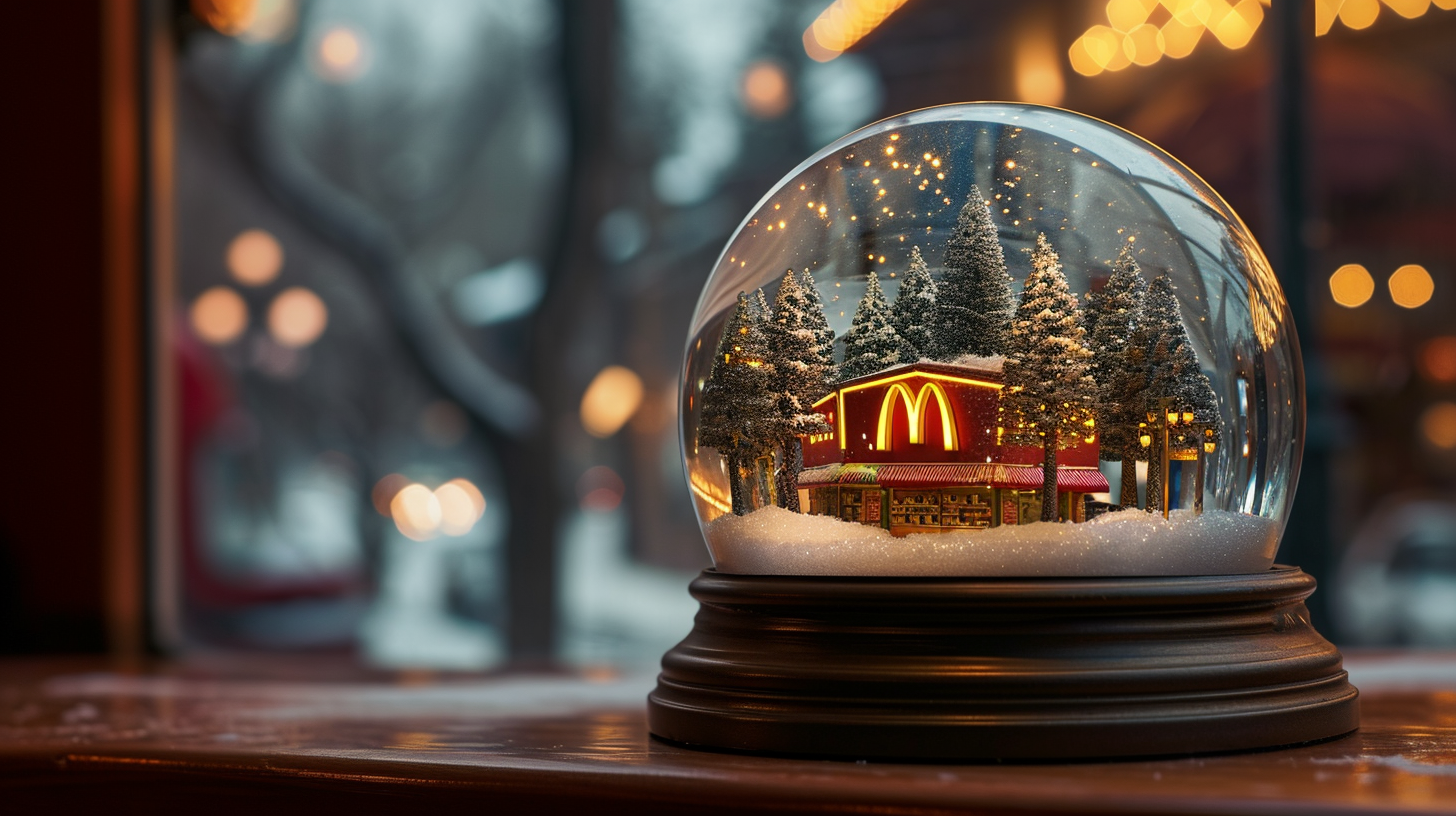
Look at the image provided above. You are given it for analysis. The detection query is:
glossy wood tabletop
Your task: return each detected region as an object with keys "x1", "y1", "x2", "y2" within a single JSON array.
[{"x1": 2, "y1": 654, "x2": 1454, "y2": 815}]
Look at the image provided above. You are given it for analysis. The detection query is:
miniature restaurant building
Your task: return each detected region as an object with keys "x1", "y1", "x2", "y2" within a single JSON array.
[{"x1": 798, "y1": 361, "x2": 1109, "y2": 535}]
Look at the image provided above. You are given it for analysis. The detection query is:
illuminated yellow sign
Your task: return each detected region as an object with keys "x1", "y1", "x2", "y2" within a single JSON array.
[{"x1": 875, "y1": 381, "x2": 958, "y2": 451}]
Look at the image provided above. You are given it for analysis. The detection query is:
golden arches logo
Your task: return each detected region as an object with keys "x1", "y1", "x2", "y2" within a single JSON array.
[{"x1": 876, "y1": 382, "x2": 957, "y2": 451}]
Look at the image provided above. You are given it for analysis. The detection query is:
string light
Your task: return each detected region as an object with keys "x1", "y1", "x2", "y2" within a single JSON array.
[{"x1": 1071, "y1": 0, "x2": 1450, "y2": 78}]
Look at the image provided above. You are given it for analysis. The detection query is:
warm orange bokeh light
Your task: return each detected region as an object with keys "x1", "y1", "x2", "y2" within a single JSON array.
[
  {"x1": 435, "y1": 479, "x2": 486, "y2": 536},
  {"x1": 316, "y1": 27, "x2": 365, "y2": 81},
  {"x1": 1389, "y1": 264, "x2": 1435, "y2": 309},
  {"x1": 1420, "y1": 336, "x2": 1456, "y2": 384},
  {"x1": 267, "y1": 287, "x2": 328, "y2": 348},
  {"x1": 1339, "y1": 0, "x2": 1382, "y2": 29},
  {"x1": 190, "y1": 286, "x2": 248, "y2": 345},
  {"x1": 1420, "y1": 402, "x2": 1456, "y2": 450},
  {"x1": 581, "y1": 365, "x2": 645, "y2": 438},
  {"x1": 742, "y1": 61, "x2": 792, "y2": 119},
  {"x1": 191, "y1": 0, "x2": 256, "y2": 35},
  {"x1": 803, "y1": 0, "x2": 912, "y2": 61},
  {"x1": 1013, "y1": 24, "x2": 1065, "y2": 105},
  {"x1": 1329, "y1": 264, "x2": 1375, "y2": 308},
  {"x1": 391, "y1": 483, "x2": 441, "y2": 541},
  {"x1": 371, "y1": 473, "x2": 410, "y2": 517},
  {"x1": 227, "y1": 229, "x2": 283, "y2": 286}
]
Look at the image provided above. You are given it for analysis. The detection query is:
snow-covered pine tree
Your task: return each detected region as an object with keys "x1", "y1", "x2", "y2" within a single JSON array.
[
  {"x1": 798, "y1": 269, "x2": 837, "y2": 383},
  {"x1": 890, "y1": 245, "x2": 937, "y2": 362},
  {"x1": 698, "y1": 292, "x2": 778, "y2": 515},
  {"x1": 1140, "y1": 272, "x2": 1218, "y2": 512},
  {"x1": 1084, "y1": 246, "x2": 1149, "y2": 507},
  {"x1": 840, "y1": 270, "x2": 903, "y2": 381},
  {"x1": 997, "y1": 233, "x2": 1096, "y2": 522},
  {"x1": 933, "y1": 185, "x2": 1015, "y2": 359},
  {"x1": 766, "y1": 270, "x2": 833, "y2": 512},
  {"x1": 752, "y1": 288, "x2": 772, "y2": 322}
]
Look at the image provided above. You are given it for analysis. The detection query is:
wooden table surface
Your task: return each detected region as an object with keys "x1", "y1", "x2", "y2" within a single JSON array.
[{"x1": 2, "y1": 653, "x2": 1455, "y2": 815}]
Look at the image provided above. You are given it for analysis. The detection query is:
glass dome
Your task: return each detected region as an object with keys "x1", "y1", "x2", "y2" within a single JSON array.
[{"x1": 681, "y1": 103, "x2": 1301, "y2": 577}]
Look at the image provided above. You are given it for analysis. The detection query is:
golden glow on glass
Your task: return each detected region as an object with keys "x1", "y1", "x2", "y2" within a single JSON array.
[
  {"x1": 875, "y1": 381, "x2": 958, "y2": 451},
  {"x1": 190, "y1": 286, "x2": 248, "y2": 345},
  {"x1": 1329, "y1": 263, "x2": 1375, "y2": 307},
  {"x1": 226, "y1": 229, "x2": 283, "y2": 286},
  {"x1": 267, "y1": 286, "x2": 328, "y2": 347},
  {"x1": 581, "y1": 365, "x2": 644, "y2": 438},
  {"x1": 689, "y1": 468, "x2": 733, "y2": 516},
  {"x1": 1388, "y1": 264, "x2": 1434, "y2": 309},
  {"x1": 803, "y1": 0, "x2": 912, "y2": 62}
]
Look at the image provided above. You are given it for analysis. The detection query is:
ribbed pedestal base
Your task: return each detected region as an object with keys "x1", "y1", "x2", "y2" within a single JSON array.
[{"x1": 648, "y1": 566, "x2": 1359, "y2": 761}]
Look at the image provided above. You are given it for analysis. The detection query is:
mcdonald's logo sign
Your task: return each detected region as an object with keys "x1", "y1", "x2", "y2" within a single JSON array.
[{"x1": 876, "y1": 381, "x2": 957, "y2": 451}]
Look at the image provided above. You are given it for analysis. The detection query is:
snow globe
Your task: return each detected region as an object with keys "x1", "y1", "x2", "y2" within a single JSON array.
[{"x1": 649, "y1": 103, "x2": 1357, "y2": 760}]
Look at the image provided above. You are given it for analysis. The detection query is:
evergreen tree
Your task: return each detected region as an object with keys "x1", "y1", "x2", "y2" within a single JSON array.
[
  {"x1": 698, "y1": 292, "x2": 777, "y2": 515},
  {"x1": 890, "y1": 245, "x2": 937, "y2": 361},
  {"x1": 840, "y1": 270, "x2": 903, "y2": 381},
  {"x1": 998, "y1": 233, "x2": 1096, "y2": 522},
  {"x1": 765, "y1": 271, "x2": 834, "y2": 511},
  {"x1": 798, "y1": 268, "x2": 837, "y2": 381},
  {"x1": 933, "y1": 185, "x2": 1015, "y2": 359},
  {"x1": 1084, "y1": 246, "x2": 1149, "y2": 507},
  {"x1": 1140, "y1": 273, "x2": 1218, "y2": 512}
]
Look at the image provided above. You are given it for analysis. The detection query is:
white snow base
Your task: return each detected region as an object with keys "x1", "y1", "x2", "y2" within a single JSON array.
[{"x1": 705, "y1": 506, "x2": 1280, "y2": 577}]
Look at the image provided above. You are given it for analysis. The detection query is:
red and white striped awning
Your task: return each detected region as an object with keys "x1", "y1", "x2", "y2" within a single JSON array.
[{"x1": 799, "y1": 463, "x2": 1109, "y2": 493}]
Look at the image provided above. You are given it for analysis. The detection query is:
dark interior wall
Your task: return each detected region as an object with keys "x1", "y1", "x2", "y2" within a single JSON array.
[{"x1": 0, "y1": 5, "x2": 107, "y2": 652}]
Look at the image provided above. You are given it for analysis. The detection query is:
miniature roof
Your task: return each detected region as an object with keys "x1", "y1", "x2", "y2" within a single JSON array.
[{"x1": 832, "y1": 357, "x2": 1006, "y2": 391}]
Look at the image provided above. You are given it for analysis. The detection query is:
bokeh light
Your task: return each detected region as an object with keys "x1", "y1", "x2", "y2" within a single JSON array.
[
  {"x1": 580, "y1": 365, "x2": 645, "y2": 438},
  {"x1": 1329, "y1": 263, "x2": 1375, "y2": 308},
  {"x1": 1159, "y1": 18, "x2": 1204, "y2": 58},
  {"x1": 192, "y1": 0, "x2": 255, "y2": 35},
  {"x1": 315, "y1": 26, "x2": 366, "y2": 82},
  {"x1": 1013, "y1": 25, "x2": 1065, "y2": 105},
  {"x1": 1339, "y1": 0, "x2": 1382, "y2": 29},
  {"x1": 371, "y1": 473, "x2": 410, "y2": 517},
  {"x1": 803, "y1": 0, "x2": 912, "y2": 61},
  {"x1": 577, "y1": 465, "x2": 625, "y2": 512},
  {"x1": 1388, "y1": 264, "x2": 1434, "y2": 309},
  {"x1": 434, "y1": 479, "x2": 486, "y2": 536},
  {"x1": 267, "y1": 286, "x2": 329, "y2": 347},
  {"x1": 226, "y1": 228, "x2": 284, "y2": 286},
  {"x1": 391, "y1": 483, "x2": 442, "y2": 541},
  {"x1": 741, "y1": 60, "x2": 792, "y2": 119},
  {"x1": 1420, "y1": 337, "x2": 1456, "y2": 384},
  {"x1": 1420, "y1": 401, "x2": 1456, "y2": 450},
  {"x1": 190, "y1": 286, "x2": 248, "y2": 345}
]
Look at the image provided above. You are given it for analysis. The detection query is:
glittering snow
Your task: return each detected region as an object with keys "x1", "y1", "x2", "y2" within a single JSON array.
[{"x1": 705, "y1": 506, "x2": 1280, "y2": 577}]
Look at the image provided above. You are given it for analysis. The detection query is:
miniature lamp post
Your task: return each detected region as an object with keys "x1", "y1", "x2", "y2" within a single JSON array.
[{"x1": 652, "y1": 103, "x2": 1357, "y2": 761}]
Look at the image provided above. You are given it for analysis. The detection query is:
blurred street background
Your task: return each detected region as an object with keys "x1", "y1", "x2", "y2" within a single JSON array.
[{"x1": 4, "y1": 0, "x2": 1456, "y2": 668}]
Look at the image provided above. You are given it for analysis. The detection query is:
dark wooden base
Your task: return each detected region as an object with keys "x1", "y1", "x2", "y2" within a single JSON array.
[{"x1": 648, "y1": 566, "x2": 1359, "y2": 761}]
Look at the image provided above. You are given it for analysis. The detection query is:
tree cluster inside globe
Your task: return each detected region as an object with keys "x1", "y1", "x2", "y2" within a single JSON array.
[{"x1": 684, "y1": 105, "x2": 1297, "y2": 577}]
